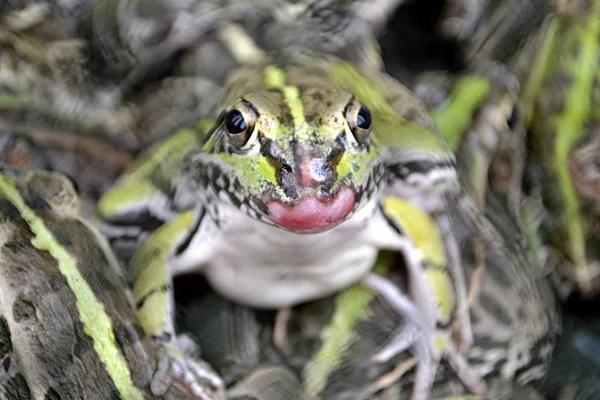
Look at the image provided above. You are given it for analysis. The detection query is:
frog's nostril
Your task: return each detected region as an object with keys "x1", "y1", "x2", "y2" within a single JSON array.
[
  {"x1": 280, "y1": 164, "x2": 293, "y2": 174},
  {"x1": 300, "y1": 157, "x2": 333, "y2": 186}
]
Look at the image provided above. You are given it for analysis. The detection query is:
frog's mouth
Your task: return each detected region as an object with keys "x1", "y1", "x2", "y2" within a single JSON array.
[{"x1": 265, "y1": 186, "x2": 356, "y2": 232}]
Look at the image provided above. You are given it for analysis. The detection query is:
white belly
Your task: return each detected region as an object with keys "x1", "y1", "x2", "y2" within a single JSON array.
[{"x1": 186, "y1": 199, "x2": 388, "y2": 308}]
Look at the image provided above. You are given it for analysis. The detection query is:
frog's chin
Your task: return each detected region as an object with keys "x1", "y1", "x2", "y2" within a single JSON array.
[{"x1": 265, "y1": 187, "x2": 356, "y2": 233}]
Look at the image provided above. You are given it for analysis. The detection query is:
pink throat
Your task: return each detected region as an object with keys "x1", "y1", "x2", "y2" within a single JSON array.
[{"x1": 266, "y1": 187, "x2": 356, "y2": 232}]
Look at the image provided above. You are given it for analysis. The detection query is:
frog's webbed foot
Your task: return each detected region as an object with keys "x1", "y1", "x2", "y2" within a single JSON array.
[
  {"x1": 370, "y1": 323, "x2": 422, "y2": 363},
  {"x1": 151, "y1": 334, "x2": 224, "y2": 400},
  {"x1": 362, "y1": 274, "x2": 438, "y2": 400},
  {"x1": 362, "y1": 274, "x2": 432, "y2": 336},
  {"x1": 362, "y1": 274, "x2": 485, "y2": 400}
]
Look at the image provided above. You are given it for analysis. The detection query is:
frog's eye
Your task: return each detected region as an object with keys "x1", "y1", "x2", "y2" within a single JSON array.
[
  {"x1": 506, "y1": 105, "x2": 519, "y2": 130},
  {"x1": 345, "y1": 100, "x2": 372, "y2": 144},
  {"x1": 224, "y1": 101, "x2": 258, "y2": 149}
]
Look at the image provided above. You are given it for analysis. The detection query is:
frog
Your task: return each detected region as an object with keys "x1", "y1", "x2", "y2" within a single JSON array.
[
  {"x1": 0, "y1": 0, "x2": 406, "y2": 209},
  {"x1": 515, "y1": 0, "x2": 600, "y2": 297},
  {"x1": 0, "y1": 166, "x2": 204, "y2": 400},
  {"x1": 96, "y1": 41, "x2": 531, "y2": 399},
  {"x1": 175, "y1": 193, "x2": 557, "y2": 400},
  {"x1": 417, "y1": 0, "x2": 600, "y2": 298},
  {"x1": 0, "y1": 1, "x2": 556, "y2": 398},
  {"x1": 412, "y1": 69, "x2": 524, "y2": 214}
]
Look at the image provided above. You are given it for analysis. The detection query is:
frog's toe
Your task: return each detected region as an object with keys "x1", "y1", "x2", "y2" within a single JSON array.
[
  {"x1": 369, "y1": 331, "x2": 438, "y2": 400},
  {"x1": 361, "y1": 274, "x2": 433, "y2": 335},
  {"x1": 457, "y1": 322, "x2": 474, "y2": 351},
  {"x1": 410, "y1": 344, "x2": 438, "y2": 400},
  {"x1": 371, "y1": 324, "x2": 421, "y2": 363},
  {"x1": 151, "y1": 340, "x2": 224, "y2": 400},
  {"x1": 171, "y1": 361, "x2": 222, "y2": 400},
  {"x1": 443, "y1": 345, "x2": 486, "y2": 395}
]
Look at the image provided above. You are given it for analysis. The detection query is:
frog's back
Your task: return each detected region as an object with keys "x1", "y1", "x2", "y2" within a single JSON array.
[{"x1": 0, "y1": 169, "x2": 187, "y2": 400}]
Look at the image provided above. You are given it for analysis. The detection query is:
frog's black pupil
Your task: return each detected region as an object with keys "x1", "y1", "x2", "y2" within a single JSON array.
[
  {"x1": 225, "y1": 109, "x2": 246, "y2": 134},
  {"x1": 357, "y1": 106, "x2": 371, "y2": 129},
  {"x1": 507, "y1": 106, "x2": 519, "y2": 129}
]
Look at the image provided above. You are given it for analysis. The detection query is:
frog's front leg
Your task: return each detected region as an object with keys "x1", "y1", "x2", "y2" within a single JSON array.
[
  {"x1": 361, "y1": 272, "x2": 438, "y2": 400},
  {"x1": 132, "y1": 208, "x2": 223, "y2": 399},
  {"x1": 369, "y1": 196, "x2": 484, "y2": 400}
]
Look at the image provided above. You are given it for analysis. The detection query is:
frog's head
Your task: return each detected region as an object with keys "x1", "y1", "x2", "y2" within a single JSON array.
[{"x1": 195, "y1": 67, "x2": 383, "y2": 233}]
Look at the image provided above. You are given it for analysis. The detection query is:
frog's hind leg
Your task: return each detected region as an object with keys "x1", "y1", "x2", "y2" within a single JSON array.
[
  {"x1": 436, "y1": 210, "x2": 473, "y2": 349},
  {"x1": 371, "y1": 196, "x2": 485, "y2": 399}
]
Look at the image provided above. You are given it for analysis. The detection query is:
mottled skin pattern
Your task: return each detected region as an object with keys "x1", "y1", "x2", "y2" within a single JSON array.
[{"x1": 0, "y1": 170, "x2": 188, "y2": 400}]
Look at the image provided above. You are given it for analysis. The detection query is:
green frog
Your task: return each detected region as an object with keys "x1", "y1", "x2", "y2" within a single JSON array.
[
  {"x1": 97, "y1": 42, "x2": 546, "y2": 398},
  {"x1": 431, "y1": 0, "x2": 600, "y2": 298},
  {"x1": 0, "y1": 166, "x2": 200, "y2": 400},
  {"x1": 516, "y1": 0, "x2": 600, "y2": 297},
  {"x1": 176, "y1": 188, "x2": 557, "y2": 400},
  {"x1": 413, "y1": 70, "x2": 524, "y2": 214}
]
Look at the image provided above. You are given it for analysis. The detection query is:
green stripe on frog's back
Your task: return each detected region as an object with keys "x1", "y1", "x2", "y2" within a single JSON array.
[
  {"x1": 98, "y1": 125, "x2": 203, "y2": 221},
  {"x1": 0, "y1": 176, "x2": 146, "y2": 400},
  {"x1": 263, "y1": 65, "x2": 309, "y2": 140}
]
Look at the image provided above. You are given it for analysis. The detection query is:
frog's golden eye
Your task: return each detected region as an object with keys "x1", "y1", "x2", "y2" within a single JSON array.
[
  {"x1": 345, "y1": 100, "x2": 372, "y2": 144},
  {"x1": 224, "y1": 101, "x2": 258, "y2": 149}
]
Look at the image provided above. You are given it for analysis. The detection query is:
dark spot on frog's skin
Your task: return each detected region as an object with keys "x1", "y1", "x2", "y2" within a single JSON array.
[
  {"x1": 233, "y1": 178, "x2": 243, "y2": 193},
  {"x1": 311, "y1": 91, "x2": 324, "y2": 101},
  {"x1": 4, "y1": 374, "x2": 32, "y2": 399},
  {"x1": 555, "y1": 74, "x2": 573, "y2": 90},
  {"x1": 12, "y1": 295, "x2": 37, "y2": 323},
  {"x1": 50, "y1": 228, "x2": 75, "y2": 247},
  {"x1": 72, "y1": 320, "x2": 94, "y2": 360},
  {"x1": 175, "y1": 209, "x2": 204, "y2": 256},
  {"x1": 569, "y1": 43, "x2": 581, "y2": 61},
  {"x1": 3, "y1": 356, "x2": 10, "y2": 372},
  {"x1": 325, "y1": 101, "x2": 333, "y2": 107},
  {"x1": 0, "y1": 200, "x2": 23, "y2": 222},
  {"x1": 403, "y1": 108, "x2": 421, "y2": 122},
  {"x1": 25, "y1": 196, "x2": 51, "y2": 212},
  {"x1": 0, "y1": 316, "x2": 12, "y2": 358},
  {"x1": 44, "y1": 388, "x2": 61, "y2": 400},
  {"x1": 481, "y1": 297, "x2": 513, "y2": 327},
  {"x1": 48, "y1": 273, "x2": 67, "y2": 293},
  {"x1": 113, "y1": 321, "x2": 140, "y2": 350},
  {"x1": 135, "y1": 284, "x2": 169, "y2": 310}
]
